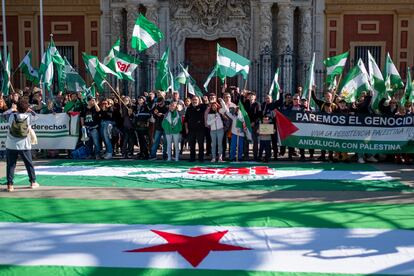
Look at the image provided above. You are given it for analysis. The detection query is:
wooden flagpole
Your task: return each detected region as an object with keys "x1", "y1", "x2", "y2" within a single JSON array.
[{"x1": 104, "y1": 80, "x2": 131, "y2": 111}]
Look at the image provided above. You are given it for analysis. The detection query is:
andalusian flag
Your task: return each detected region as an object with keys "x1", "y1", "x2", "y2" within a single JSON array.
[
  {"x1": 339, "y1": 59, "x2": 371, "y2": 103},
  {"x1": 217, "y1": 44, "x2": 250, "y2": 80},
  {"x1": 17, "y1": 50, "x2": 39, "y2": 84},
  {"x1": 269, "y1": 68, "x2": 281, "y2": 101},
  {"x1": 400, "y1": 67, "x2": 413, "y2": 107},
  {"x1": 2, "y1": 159, "x2": 414, "y2": 275},
  {"x1": 175, "y1": 64, "x2": 203, "y2": 97},
  {"x1": 62, "y1": 57, "x2": 87, "y2": 92},
  {"x1": 132, "y1": 14, "x2": 164, "y2": 52},
  {"x1": 236, "y1": 101, "x2": 252, "y2": 141},
  {"x1": 203, "y1": 65, "x2": 223, "y2": 92},
  {"x1": 82, "y1": 52, "x2": 121, "y2": 92},
  {"x1": 155, "y1": 48, "x2": 171, "y2": 91},
  {"x1": 324, "y1": 51, "x2": 348, "y2": 87},
  {"x1": 301, "y1": 53, "x2": 316, "y2": 109},
  {"x1": 368, "y1": 51, "x2": 387, "y2": 111},
  {"x1": 1, "y1": 53, "x2": 11, "y2": 95},
  {"x1": 39, "y1": 48, "x2": 54, "y2": 91},
  {"x1": 384, "y1": 52, "x2": 404, "y2": 93},
  {"x1": 106, "y1": 50, "x2": 140, "y2": 81},
  {"x1": 103, "y1": 38, "x2": 120, "y2": 65},
  {"x1": 49, "y1": 37, "x2": 65, "y2": 66}
]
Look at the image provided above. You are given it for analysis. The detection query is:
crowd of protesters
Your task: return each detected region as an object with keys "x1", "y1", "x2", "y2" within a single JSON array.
[{"x1": 1, "y1": 84, "x2": 414, "y2": 164}]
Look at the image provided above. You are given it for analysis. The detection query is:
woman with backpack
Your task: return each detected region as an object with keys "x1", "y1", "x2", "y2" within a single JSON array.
[{"x1": 5, "y1": 99, "x2": 39, "y2": 192}]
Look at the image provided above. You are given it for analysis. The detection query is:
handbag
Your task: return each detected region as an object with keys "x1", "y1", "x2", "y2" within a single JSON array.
[{"x1": 29, "y1": 127, "x2": 38, "y2": 145}]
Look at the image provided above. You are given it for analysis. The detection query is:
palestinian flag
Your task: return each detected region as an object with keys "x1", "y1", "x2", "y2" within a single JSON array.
[
  {"x1": 17, "y1": 50, "x2": 39, "y2": 84},
  {"x1": 384, "y1": 53, "x2": 404, "y2": 94},
  {"x1": 324, "y1": 51, "x2": 348, "y2": 87},
  {"x1": 132, "y1": 14, "x2": 164, "y2": 52},
  {"x1": 368, "y1": 50, "x2": 387, "y2": 112},
  {"x1": 338, "y1": 59, "x2": 371, "y2": 103},
  {"x1": 217, "y1": 44, "x2": 250, "y2": 80},
  {"x1": 1, "y1": 159, "x2": 414, "y2": 275},
  {"x1": 275, "y1": 109, "x2": 299, "y2": 140}
]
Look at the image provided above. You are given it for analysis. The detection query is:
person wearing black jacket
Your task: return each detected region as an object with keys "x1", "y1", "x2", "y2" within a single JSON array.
[
  {"x1": 100, "y1": 98, "x2": 115, "y2": 159},
  {"x1": 149, "y1": 97, "x2": 168, "y2": 160},
  {"x1": 134, "y1": 96, "x2": 151, "y2": 159},
  {"x1": 244, "y1": 92, "x2": 261, "y2": 161},
  {"x1": 262, "y1": 93, "x2": 283, "y2": 159},
  {"x1": 185, "y1": 96, "x2": 207, "y2": 162},
  {"x1": 120, "y1": 97, "x2": 135, "y2": 159}
]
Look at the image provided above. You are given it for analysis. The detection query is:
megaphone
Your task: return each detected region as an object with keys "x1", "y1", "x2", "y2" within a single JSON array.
[{"x1": 81, "y1": 126, "x2": 89, "y2": 143}]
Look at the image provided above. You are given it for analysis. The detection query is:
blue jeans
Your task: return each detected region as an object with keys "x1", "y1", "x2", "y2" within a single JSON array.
[
  {"x1": 100, "y1": 120, "x2": 113, "y2": 155},
  {"x1": 150, "y1": 130, "x2": 167, "y2": 159},
  {"x1": 230, "y1": 134, "x2": 244, "y2": 161},
  {"x1": 87, "y1": 127, "x2": 101, "y2": 156},
  {"x1": 210, "y1": 129, "x2": 224, "y2": 159}
]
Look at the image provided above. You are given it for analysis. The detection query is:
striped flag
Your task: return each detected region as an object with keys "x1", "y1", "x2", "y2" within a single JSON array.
[
  {"x1": 82, "y1": 52, "x2": 121, "y2": 92},
  {"x1": 324, "y1": 51, "x2": 348, "y2": 87},
  {"x1": 17, "y1": 50, "x2": 39, "y2": 85},
  {"x1": 39, "y1": 48, "x2": 54, "y2": 91},
  {"x1": 155, "y1": 48, "x2": 171, "y2": 91},
  {"x1": 400, "y1": 67, "x2": 413, "y2": 107},
  {"x1": 269, "y1": 68, "x2": 281, "y2": 101},
  {"x1": 62, "y1": 57, "x2": 87, "y2": 92},
  {"x1": 132, "y1": 14, "x2": 164, "y2": 52},
  {"x1": 368, "y1": 50, "x2": 387, "y2": 111},
  {"x1": 384, "y1": 52, "x2": 404, "y2": 93},
  {"x1": 339, "y1": 59, "x2": 371, "y2": 103},
  {"x1": 301, "y1": 53, "x2": 316, "y2": 109},
  {"x1": 216, "y1": 44, "x2": 250, "y2": 80},
  {"x1": 1, "y1": 53, "x2": 11, "y2": 95},
  {"x1": 175, "y1": 64, "x2": 203, "y2": 97},
  {"x1": 203, "y1": 65, "x2": 224, "y2": 92},
  {"x1": 1, "y1": 160, "x2": 414, "y2": 275},
  {"x1": 106, "y1": 50, "x2": 140, "y2": 81},
  {"x1": 103, "y1": 38, "x2": 120, "y2": 65},
  {"x1": 236, "y1": 101, "x2": 252, "y2": 141}
]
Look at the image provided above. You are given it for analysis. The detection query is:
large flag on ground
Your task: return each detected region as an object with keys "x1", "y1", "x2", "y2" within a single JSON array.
[
  {"x1": 1, "y1": 53, "x2": 11, "y2": 95},
  {"x1": 400, "y1": 67, "x2": 413, "y2": 107},
  {"x1": 103, "y1": 38, "x2": 120, "y2": 65},
  {"x1": 132, "y1": 14, "x2": 164, "y2": 52},
  {"x1": 62, "y1": 57, "x2": 87, "y2": 92},
  {"x1": 301, "y1": 53, "x2": 316, "y2": 109},
  {"x1": 368, "y1": 50, "x2": 387, "y2": 111},
  {"x1": 269, "y1": 68, "x2": 281, "y2": 101},
  {"x1": 39, "y1": 48, "x2": 54, "y2": 91},
  {"x1": 17, "y1": 50, "x2": 39, "y2": 85},
  {"x1": 339, "y1": 59, "x2": 371, "y2": 103},
  {"x1": 155, "y1": 48, "x2": 171, "y2": 91},
  {"x1": 384, "y1": 52, "x2": 404, "y2": 93},
  {"x1": 236, "y1": 101, "x2": 252, "y2": 141},
  {"x1": 82, "y1": 52, "x2": 121, "y2": 92},
  {"x1": 216, "y1": 44, "x2": 250, "y2": 80},
  {"x1": 106, "y1": 50, "x2": 140, "y2": 81},
  {"x1": 1, "y1": 158, "x2": 414, "y2": 275},
  {"x1": 324, "y1": 51, "x2": 348, "y2": 87}
]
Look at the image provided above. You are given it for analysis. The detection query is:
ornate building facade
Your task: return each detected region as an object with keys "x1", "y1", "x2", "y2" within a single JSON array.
[
  {"x1": 101, "y1": 0, "x2": 325, "y2": 98},
  {"x1": 325, "y1": 0, "x2": 414, "y2": 79}
]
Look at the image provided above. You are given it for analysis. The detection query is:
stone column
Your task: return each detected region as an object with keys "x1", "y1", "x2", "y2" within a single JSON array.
[
  {"x1": 145, "y1": 4, "x2": 160, "y2": 90},
  {"x1": 259, "y1": 2, "x2": 273, "y2": 99},
  {"x1": 111, "y1": 7, "x2": 124, "y2": 49},
  {"x1": 298, "y1": 6, "x2": 313, "y2": 86},
  {"x1": 126, "y1": 4, "x2": 139, "y2": 54},
  {"x1": 100, "y1": 0, "x2": 112, "y2": 60},
  {"x1": 277, "y1": 3, "x2": 294, "y2": 93}
]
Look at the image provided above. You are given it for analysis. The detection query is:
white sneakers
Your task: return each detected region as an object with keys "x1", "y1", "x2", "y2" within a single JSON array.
[
  {"x1": 358, "y1": 157, "x2": 366, "y2": 164},
  {"x1": 103, "y1": 153, "x2": 113, "y2": 160}
]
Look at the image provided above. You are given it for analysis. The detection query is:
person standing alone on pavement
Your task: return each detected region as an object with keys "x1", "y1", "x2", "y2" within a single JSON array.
[{"x1": 5, "y1": 99, "x2": 39, "y2": 192}]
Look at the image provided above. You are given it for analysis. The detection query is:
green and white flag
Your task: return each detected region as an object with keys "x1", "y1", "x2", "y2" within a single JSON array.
[
  {"x1": 175, "y1": 64, "x2": 203, "y2": 97},
  {"x1": 301, "y1": 53, "x2": 316, "y2": 109},
  {"x1": 82, "y1": 52, "x2": 121, "y2": 92},
  {"x1": 17, "y1": 50, "x2": 39, "y2": 84},
  {"x1": 103, "y1": 38, "x2": 121, "y2": 65},
  {"x1": 269, "y1": 68, "x2": 281, "y2": 101},
  {"x1": 106, "y1": 50, "x2": 140, "y2": 81},
  {"x1": 217, "y1": 44, "x2": 250, "y2": 80},
  {"x1": 339, "y1": 59, "x2": 371, "y2": 103},
  {"x1": 203, "y1": 65, "x2": 224, "y2": 92},
  {"x1": 39, "y1": 48, "x2": 54, "y2": 91},
  {"x1": 1, "y1": 53, "x2": 11, "y2": 95},
  {"x1": 324, "y1": 51, "x2": 348, "y2": 87},
  {"x1": 236, "y1": 101, "x2": 252, "y2": 142},
  {"x1": 62, "y1": 57, "x2": 87, "y2": 92},
  {"x1": 155, "y1": 48, "x2": 171, "y2": 91},
  {"x1": 384, "y1": 52, "x2": 404, "y2": 93},
  {"x1": 132, "y1": 14, "x2": 164, "y2": 52},
  {"x1": 400, "y1": 67, "x2": 413, "y2": 107},
  {"x1": 49, "y1": 37, "x2": 65, "y2": 66},
  {"x1": 368, "y1": 50, "x2": 387, "y2": 111}
]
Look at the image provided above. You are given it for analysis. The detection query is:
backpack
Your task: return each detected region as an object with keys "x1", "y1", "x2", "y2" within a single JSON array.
[{"x1": 10, "y1": 114, "x2": 29, "y2": 138}]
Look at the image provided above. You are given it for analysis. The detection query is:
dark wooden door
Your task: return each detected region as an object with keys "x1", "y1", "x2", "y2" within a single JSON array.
[{"x1": 185, "y1": 38, "x2": 237, "y2": 95}]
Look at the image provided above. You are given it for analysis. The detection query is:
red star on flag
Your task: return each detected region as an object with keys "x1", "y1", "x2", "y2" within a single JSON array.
[{"x1": 125, "y1": 230, "x2": 251, "y2": 267}]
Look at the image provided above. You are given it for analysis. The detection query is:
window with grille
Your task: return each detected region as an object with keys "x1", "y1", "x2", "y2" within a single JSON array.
[{"x1": 353, "y1": 45, "x2": 381, "y2": 67}]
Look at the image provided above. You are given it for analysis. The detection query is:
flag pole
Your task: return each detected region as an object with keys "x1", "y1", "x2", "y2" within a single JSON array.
[
  {"x1": 332, "y1": 73, "x2": 343, "y2": 99},
  {"x1": 40, "y1": 0, "x2": 45, "y2": 99},
  {"x1": 104, "y1": 80, "x2": 131, "y2": 111},
  {"x1": 243, "y1": 77, "x2": 248, "y2": 91},
  {"x1": 236, "y1": 129, "x2": 239, "y2": 162},
  {"x1": 215, "y1": 75, "x2": 218, "y2": 96},
  {"x1": 307, "y1": 85, "x2": 312, "y2": 111},
  {"x1": 185, "y1": 82, "x2": 188, "y2": 99},
  {"x1": 2, "y1": 0, "x2": 7, "y2": 64}
]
